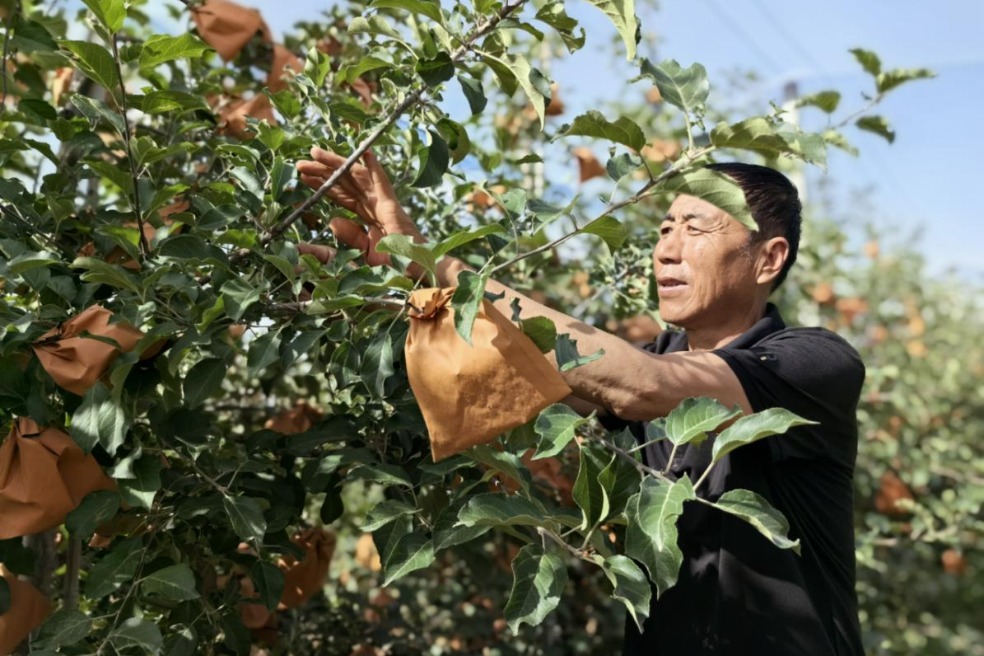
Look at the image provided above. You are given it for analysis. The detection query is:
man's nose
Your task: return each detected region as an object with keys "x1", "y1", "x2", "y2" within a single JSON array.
[{"x1": 655, "y1": 230, "x2": 681, "y2": 263}]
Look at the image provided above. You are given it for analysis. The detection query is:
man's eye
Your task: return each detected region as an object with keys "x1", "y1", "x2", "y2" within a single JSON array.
[
  {"x1": 686, "y1": 225, "x2": 704, "y2": 235},
  {"x1": 660, "y1": 226, "x2": 672, "y2": 236}
]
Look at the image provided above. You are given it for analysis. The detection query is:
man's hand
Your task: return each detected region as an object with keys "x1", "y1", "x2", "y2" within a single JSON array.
[
  {"x1": 296, "y1": 146, "x2": 423, "y2": 235},
  {"x1": 295, "y1": 146, "x2": 432, "y2": 275}
]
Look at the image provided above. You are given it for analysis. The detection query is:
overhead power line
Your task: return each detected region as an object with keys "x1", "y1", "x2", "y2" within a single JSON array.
[
  {"x1": 704, "y1": 0, "x2": 786, "y2": 75},
  {"x1": 748, "y1": 0, "x2": 827, "y2": 75}
]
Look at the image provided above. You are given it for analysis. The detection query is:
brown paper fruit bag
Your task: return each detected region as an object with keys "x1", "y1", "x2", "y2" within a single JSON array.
[
  {"x1": 277, "y1": 527, "x2": 336, "y2": 609},
  {"x1": 0, "y1": 564, "x2": 51, "y2": 655},
  {"x1": 191, "y1": 0, "x2": 270, "y2": 61},
  {"x1": 0, "y1": 418, "x2": 116, "y2": 540},
  {"x1": 32, "y1": 305, "x2": 144, "y2": 396},
  {"x1": 404, "y1": 288, "x2": 572, "y2": 461}
]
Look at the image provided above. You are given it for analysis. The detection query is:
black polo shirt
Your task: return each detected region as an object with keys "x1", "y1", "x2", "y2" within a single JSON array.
[{"x1": 619, "y1": 305, "x2": 865, "y2": 656}]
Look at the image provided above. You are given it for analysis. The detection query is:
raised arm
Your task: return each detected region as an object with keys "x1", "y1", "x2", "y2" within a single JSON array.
[{"x1": 295, "y1": 148, "x2": 751, "y2": 421}]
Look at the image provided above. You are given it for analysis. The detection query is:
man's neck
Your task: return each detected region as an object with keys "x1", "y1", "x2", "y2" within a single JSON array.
[{"x1": 684, "y1": 302, "x2": 769, "y2": 351}]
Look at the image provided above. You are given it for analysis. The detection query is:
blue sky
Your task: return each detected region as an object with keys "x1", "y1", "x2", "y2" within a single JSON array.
[{"x1": 144, "y1": 0, "x2": 983, "y2": 278}]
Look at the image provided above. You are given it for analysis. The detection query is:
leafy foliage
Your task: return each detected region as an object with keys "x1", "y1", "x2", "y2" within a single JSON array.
[{"x1": 0, "y1": 0, "x2": 949, "y2": 654}]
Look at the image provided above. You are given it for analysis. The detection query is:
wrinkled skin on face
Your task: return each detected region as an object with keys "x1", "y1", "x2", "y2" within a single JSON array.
[{"x1": 653, "y1": 194, "x2": 786, "y2": 350}]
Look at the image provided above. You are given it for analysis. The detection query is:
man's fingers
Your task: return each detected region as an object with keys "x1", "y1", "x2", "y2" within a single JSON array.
[
  {"x1": 296, "y1": 242, "x2": 336, "y2": 265},
  {"x1": 298, "y1": 173, "x2": 326, "y2": 191},
  {"x1": 329, "y1": 217, "x2": 371, "y2": 251},
  {"x1": 310, "y1": 146, "x2": 349, "y2": 168}
]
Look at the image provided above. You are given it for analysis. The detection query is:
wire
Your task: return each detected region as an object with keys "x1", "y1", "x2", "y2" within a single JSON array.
[
  {"x1": 703, "y1": 0, "x2": 786, "y2": 76},
  {"x1": 747, "y1": 0, "x2": 827, "y2": 75}
]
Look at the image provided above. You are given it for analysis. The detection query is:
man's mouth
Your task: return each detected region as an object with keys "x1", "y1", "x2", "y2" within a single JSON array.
[{"x1": 657, "y1": 278, "x2": 687, "y2": 289}]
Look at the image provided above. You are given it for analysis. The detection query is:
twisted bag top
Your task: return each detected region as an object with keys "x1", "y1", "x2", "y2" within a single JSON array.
[
  {"x1": 31, "y1": 305, "x2": 144, "y2": 396},
  {"x1": 0, "y1": 418, "x2": 116, "y2": 540},
  {"x1": 404, "y1": 288, "x2": 571, "y2": 461},
  {"x1": 277, "y1": 527, "x2": 336, "y2": 610}
]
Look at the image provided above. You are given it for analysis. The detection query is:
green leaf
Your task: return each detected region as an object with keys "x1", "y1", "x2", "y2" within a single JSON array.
[
  {"x1": 796, "y1": 90, "x2": 841, "y2": 114},
  {"x1": 504, "y1": 545, "x2": 567, "y2": 633},
  {"x1": 65, "y1": 490, "x2": 120, "y2": 538},
  {"x1": 534, "y1": 404, "x2": 589, "y2": 459},
  {"x1": 117, "y1": 455, "x2": 162, "y2": 510},
  {"x1": 535, "y1": 3, "x2": 586, "y2": 53},
  {"x1": 856, "y1": 115, "x2": 895, "y2": 144},
  {"x1": 140, "y1": 90, "x2": 208, "y2": 115},
  {"x1": 713, "y1": 489, "x2": 800, "y2": 553},
  {"x1": 625, "y1": 476, "x2": 695, "y2": 597},
  {"x1": 554, "y1": 333, "x2": 604, "y2": 372},
  {"x1": 876, "y1": 67, "x2": 934, "y2": 94},
  {"x1": 450, "y1": 270, "x2": 487, "y2": 346},
  {"x1": 71, "y1": 383, "x2": 130, "y2": 456},
  {"x1": 61, "y1": 40, "x2": 120, "y2": 96},
  {"x1": 224, "y1": 496, "x2": 267, "y2": 543},
  {"x1": 221, "y1": 276, "x2": 262, "y2": 321},
  {"x1": 411, "y1": 130, "x2": 450, "y2": 188},
  {"x1": 250, "y1": 561, "x2": 285, "y2": 611},
  {"x1": 710, "y1": 117, "x2": 827, "y2": 168},
  {"x1": 363, "y1": 500, "x2": 417, "y2": 532},
  {"x1": 659, "y1": 168, "x2": 756, "y2": 231},
  {"x1": 433, "y1": 502, "x2": 492, "y2": 551},
  {"x1": 349, "y1": 15, "x2": 402, "y2": 39},
  {"x1": 70, "y1": 94, "x2": 126, "y2": 135},
  {"x1": 467, "y1": 445, "x2": 529, "y2": 493},
  {"x1": 183, "y1": 358, "x2": 226, "y2": 408},
  {"x1": 71, "y1": 256, "x2": 141, "y2": 292},
  {"x1": 521, "y1": 316, "x2": 557, "y2": 354},
  {"x1": 434, "y1": 224, "x2": 505, "y2": 258},
  {"x1": 162, "y1": 624, "x2": 198, "y2": 656},
  {"x1": 141, "y1": 564, "x2": 200, "y2": 601},
  {"x1": 664, "y1": 397, "x2": 742, "y2": 447},
  {"x1": 109, "y1": 618, "x2": 163, "y2": 654},
  {"x1": 483, "y1": 53, "x2": 549, "y2": 128},
  {"x1": 416, "y1": 52, "x2": 454, "y2": 87},
  {"x1": 456, "y1": 493, "x2": 548, "y2": 528},
  {"x1": 247, "y1": 330, "x2": 282, "y2": 377},
  {"x1": 372, "y1": 0, "x2": 444, "y2": 25},
  {"x1": 581, "y1": 215, "x2": 629, "y2": 251},
  {"x1": 607, "y1": 152, "x2": 644, "y2": 180},
  {"x1": 849, "y1": 48, "x2": 881, "y2": 76},
  {"x1": 139, "y1": 33, "x2": 211, "y2": 72},
  {"x1": 584, "y1": 0, "x2": 639, "y2": 59},
  {"x1": 598, "y1": 434, "x2": 642, "y2": 517},
  {"x1": 376, "y1": 234, "x2": 437, "y2": 281},
  {"x1": 457, "y1": 75, "x2": 487, "y2": 115},
  {"x1": 601, "y1": 555, "x2": 652, "y2": 631},
  {"x1": 558, "y1": 110, "x2": 646, "y2": 151},
  {"x1": 382, "y1": 532, "x2": 435, "y2": 586},
  {"x1": 36, "y1": 609, "x2": 92, "y2": 648},
  {"x1": 572, "y1": 444, "x2": 610, "y2": 529},
  {"x1": 360, "y1": 332, "x2": 394, "y2": 397},
  {"x1": 711, "y1": 408, "x2": 817, "y2": 462},
  {"x1": 85, "y1": 159, "x2": 134, "y2": 196},
  {"x1": 637, "y1": 59, "x2": 709, "y2": 115},
  {"x1": 82, "y1": 0, "x2": 126, "y2": 33},
  {"x1": 86, "y1": 536, "x2": 143, "y2": 598}
]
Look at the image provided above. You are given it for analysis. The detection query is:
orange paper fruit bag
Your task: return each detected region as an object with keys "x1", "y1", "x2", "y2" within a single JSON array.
[
  {"x1": 32, "y1": 305, "x2": 144, "y2": 396},
  {"x1": 0, "y1": 418, "x2": 116, "y2": 540},
  {"x1": 404, "y1": 288, "x2": 572, "y2": 461},
  {"x1": 278, "y1": 527, "x2": 336, "y2": 609},
  {"x1": 0, "y1": 565, "x2": 51, "y2": 655}
]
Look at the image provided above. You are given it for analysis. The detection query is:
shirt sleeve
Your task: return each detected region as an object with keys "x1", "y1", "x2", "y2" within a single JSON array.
[{"x1": 713, "y1": 328, "x2": 865, "y2": 465}]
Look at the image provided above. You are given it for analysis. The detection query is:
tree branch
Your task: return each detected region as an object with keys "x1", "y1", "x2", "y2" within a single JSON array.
[{"x1": 110, "y1": 34, "x2": 150, "y2": 256}]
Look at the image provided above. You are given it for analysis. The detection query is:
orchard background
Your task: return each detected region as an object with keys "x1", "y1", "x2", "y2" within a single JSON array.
[{"x1": 0, "y1": 0, "x2": 980, "y2": 654}]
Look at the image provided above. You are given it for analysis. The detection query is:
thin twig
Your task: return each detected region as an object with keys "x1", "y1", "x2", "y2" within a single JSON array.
[
  {"x1": 536, "y1": 526, "x2": 591, "y2": 562},
  {"x1": 1, "y1": 2, "x2": 18, "y2": 107},
  {"x1": 593, "y1": 434, "x2": 674, "y2": 485},
  {"x1": 110, "y1": 34, "x2": 150, "y2": 255}
]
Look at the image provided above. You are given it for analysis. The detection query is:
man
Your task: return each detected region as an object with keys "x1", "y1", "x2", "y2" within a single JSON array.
[{"x1": 296, "y1": 149, "x2": 865, "y2": 655}]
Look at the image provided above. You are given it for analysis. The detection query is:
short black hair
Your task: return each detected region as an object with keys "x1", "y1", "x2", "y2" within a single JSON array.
[{"x1": 707, "y1": 162, "x2": 802, "y2": 289}]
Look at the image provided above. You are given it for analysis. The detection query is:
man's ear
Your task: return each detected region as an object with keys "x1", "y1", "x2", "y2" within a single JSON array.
[{"x1": 756, "y1": 237, "x2": 789, "y2": 286}]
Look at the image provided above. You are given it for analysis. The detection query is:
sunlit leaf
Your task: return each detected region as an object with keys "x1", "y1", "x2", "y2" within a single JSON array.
[
  {"x1": 711, "y1": 408, "x2": 817, "y2": 462},
  {"x1": 504, "y1": 545, "x2": 567, "y2": 632}
]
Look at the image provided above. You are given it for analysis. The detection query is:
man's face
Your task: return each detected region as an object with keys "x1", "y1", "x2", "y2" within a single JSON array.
[{"x1": 653, "y1": 194, "x2": 760, "y2": 329}]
